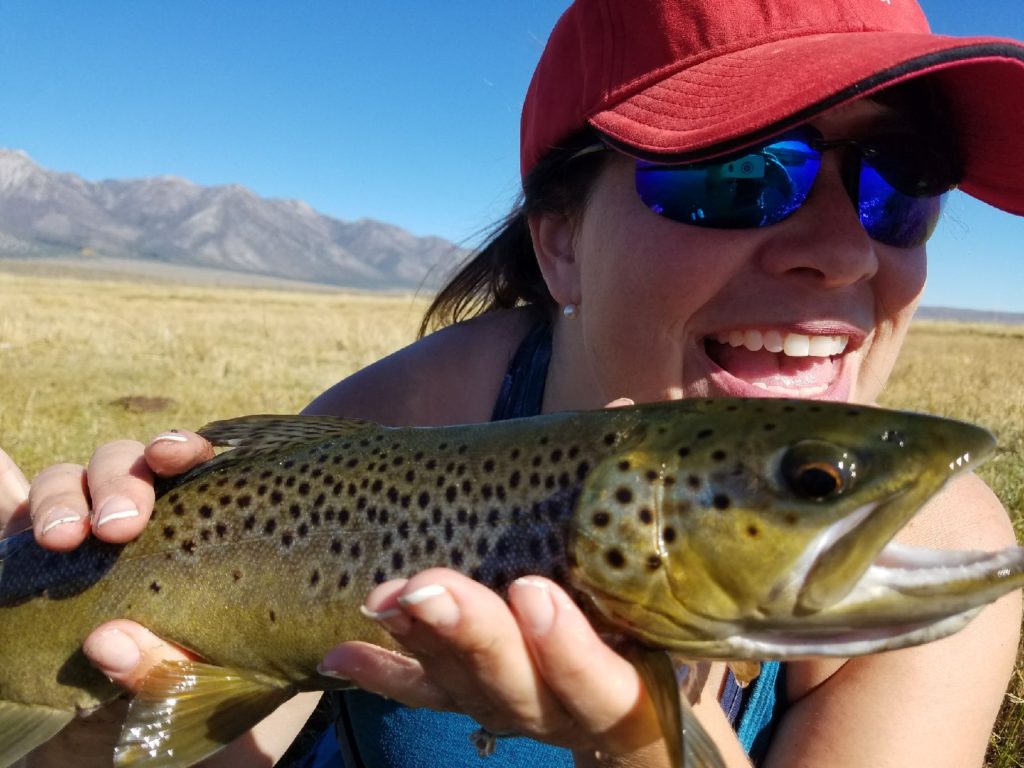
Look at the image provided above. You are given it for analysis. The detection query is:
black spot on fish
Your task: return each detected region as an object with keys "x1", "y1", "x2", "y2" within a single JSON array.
[
  {"x1": 298, "y1": 482, "x2": 311, "y2": 496},
  {"x1": 639, "y1": 508, "x2": 653, "y2": 525},
  {"x1": 150, "y1": 581, "x2": 161, "y2": 593},
  {"x1": 232, "y1": 570, "x2": 242, "y2": 582},
  {"x1": 366, "y1": 507, "x2": 378, "y2": 523},
  {"x1": 697, "y1": 429, "x2": 713, "y2": 440},
  {"x1": 260, "y1": 470, "x2": 273, "y2": 480},
  {"x1": 483, "y1": 458, "x2": 495, "y2": 472},
  {"x1": 746, "y1": 524, "x2": 760, "y2": 538},
  {"x1": 457, "y1": 508, "x2": 468, "y2": 524},
  {"x1": 531, "y1": 455, "x2": 542, "y2": 468},
  {"x1": 509, "y1": 470, "x2": 521, "y2": 488},
  {"x1": 237, "y1": 495, "x2": 252, "y2": 508},
  {"x1": 426, "y1": 537, "x2": 438, "y2": 554},
  {"x1": 444, "y1": 519, "x2": 455, "y2": 542},
  {"x1": 418, "y1": 491, "x2": 430, "y2": 509},
  {"x1": 487, "y1": 509, "x2": 501, "y2": 526},
  {"x1": 379, "y1": 509, "x2": 390, "y2": 525},
  {"x1": 298, "y1": 523, "x2": 310, "y2": 538},
  {"x1": 371, "y1": 479, "x2": 383, "y2": 493},
  {"x1": 381, "y1": 532, "x2": 393, "y2": 550},
  {"x1": 269, "y1": 610, "x2": 277, "y2": 623},
  {"x1": 544, "y1": 475, "x2": 555, "y2": 490},
  {"x1": 281, "y1": 532, "x2": 294, "y2": 547},
  {"x1": 312, "y1": 467, "x2": 323, "y2": 478},
  {"x1": 450, "y1": 548, "x2": 464, "y2": 567},
  {"x1": 234, "y1": 477, "x2": 248, "y2": 489},
  {"x1": 257, "y1": 485, "x2": 268, "y2": 496},
  {"x1": 387, "y1": 487, "x2": 399, "y2": 504},
  {"x1": 432, "y1": 508, "x2": 443, "y2": 524},
  {"x1": 426, "y1": 458, "x2": 437, "y2": 470},
  {"x1": 244, "y1": 514, "x2": 256, "y2": 531},
  {"x1": 603, "y1": 433, "x2": 616, "y2": 446},
  {"x1": 551, "y1": 448, "x2": 563, "y2": 462},
  {"x1": 713, "y1": 494, "x2": 731, "y2": 511},
  {"x1": 606, "y1": 549, "x2": 626, "y2": 568},
  {"x1": 374, "y1": 569, "x2": 386, "y2": 584},
  {"x1": 510, "y1": 448, "x2": 521, "y2": 460},
  {"x1": 763, "y1": 423, "x2": 777, "y2": 431},
  {"x1": 283, "y1": 460, "x2": 295, "y2": 469},
  {"x1": 357, "y1": 497, "x2": 368, "y2": 511},
  {"x1": 646, "y1": 554, "x2": 662, "y2": 571},
  {"x1": 476, "y1": 537, "x2": 489, "y2": 557},
  {"x1": 457, "y1": 464, "x2": 467, "y2": 477},
  {"x1": 663, "y1": 526, "x2": 677, "y2": 544},
  {"x1": 200, "y1": 529, "x2": 212, "y2": 543},
  {"x1": 393, "y1": 456, "x2": 405, "y2": 466},
  {"x1": 310, "y1": 570, "x2": 320, "y2": 587},
  {"x1": 331, "y1": 539, "x2": 342, "y2": 554},
  {"x1": 392, "y1": 551, "x2": 404, "y2": 571},
  {"x1": 445, "y1": 485, "x2": 458, "y2": 503},
  {"x1": 576, "y1": 461, "x2": 590, "y2": 480},
  {"x1": 300, "y1": 464, "x2": 310, "y2": 474},
  {"x1": 289, "y1": 504, "x2": 302, "y2": 520},
  {"x1": 163, "y1": 525, "x2": 176, "y2": 539},
  {"x1": 593, "y1": 511, "x2": 611, "y2": 527},
  {"x1": 172, "y1": 503, "x2": 185, "y2": 517},
  {"x1": 350, "y1": 542, "x2": 362, "y2": 559},
  {"x1": 168, "y1": 493, "x2": 180, "y2": 504},
  {"x1": 687, "y1": 475, "x2": 701, "y2": 490},
  {"x1": 783, "y1": 405, "x2": 796, "y2": 413},
  {"x1": 618, "y1": 459, "x2": 631, "y2": 471},
  {"x1": 285, "y1": 477, "x2": 296, "y2": 488},
  {"x1": 264, "y1": 519, "x2": 278, "y2": 535},
  {"x1": 313, "y1": 494, "x2": 325, "y2": 509},
  {"x1": 414, "y1": 451, "x2": 425, "y2": 461},
  {"x1": 481, "y1": 484, "x2": 493, "y2": 500},
  {"x1": 678, "y1": 447, "x2": 691, "y2": 458},
  {"x1": 417, "y1": 519, "x2": 429, "y2": 535},
  {"x1": 271, "y1": 490, "x2": 284, "y2": 504},
  {"x1": 664, "y1": 475, "x2": 677, "y2": 486},
  {"x1": 615, "y1": 487, "x2": 633, "y2": 504},
  {"x1": 181, "y1": 539, "x2": 196, "y2": 555},
  {"x1": 529, "y1": 473, "x2": 541, "y2": 487},
  {"x1": 338, "y1": 572, "x2": 350, "y2": 589},
  {"x1": 711, "y1": 450, "x2": 727, "y2": 462},
  {"x1": 339, "y1": 508, "x2": 350, "y2": 524},
  {"x1": 496, "y1": 485, "x2": 507, "y2": 501},
  {"x1": 405, "y1": 470, "x2": 416, "y2": 483}
]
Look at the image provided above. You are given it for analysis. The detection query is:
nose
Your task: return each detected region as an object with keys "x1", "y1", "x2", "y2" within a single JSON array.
[{"x1": 757, "y1": 154, "x2": 879, "y2": 288}]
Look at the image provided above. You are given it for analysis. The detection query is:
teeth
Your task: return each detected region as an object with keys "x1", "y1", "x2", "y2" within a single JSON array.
[{"x1": 713, "y1": 330, "x2": 850, "y2": 358}]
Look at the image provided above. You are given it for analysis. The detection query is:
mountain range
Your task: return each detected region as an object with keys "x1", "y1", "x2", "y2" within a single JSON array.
[{"x1": 0, "y1": 148, "x2": 464, "y2": 290}]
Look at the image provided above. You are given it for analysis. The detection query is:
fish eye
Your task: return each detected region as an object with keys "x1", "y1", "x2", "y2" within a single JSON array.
[{"x1": 780, "y1": 441, "x2": 856, "y2": 500}]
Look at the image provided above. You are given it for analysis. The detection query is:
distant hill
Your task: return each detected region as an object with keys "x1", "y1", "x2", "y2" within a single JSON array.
[
  {"x1": 0, "y1": 148, "x2": 465, "y2": 290},
  {"x1": 915, "y1": 305, "x2": 1024, "y2": 326}
]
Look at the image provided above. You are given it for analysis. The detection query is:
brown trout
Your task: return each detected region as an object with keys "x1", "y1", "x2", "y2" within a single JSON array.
[{"x1": 1, "y1": 398, "x2": 1022, "y2": 768}]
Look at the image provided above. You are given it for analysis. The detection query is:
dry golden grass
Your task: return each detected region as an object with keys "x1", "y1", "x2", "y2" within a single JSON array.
[{"x1": 1, "y1": 268, "x2": 1022, "y2": 764}]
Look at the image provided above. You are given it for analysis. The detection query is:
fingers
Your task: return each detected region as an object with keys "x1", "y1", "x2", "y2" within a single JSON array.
[
  {"x1": 323, "y1": 570, "x2": 656, "y2": 752},
  {"x1": 83, "y1": 620, "x2": 197, "y2": 692},
  {"x1": 0, "y1": 447, "x2": 31, "y2": 536},
  {"x1": 28, "y1": 463, "x2": 93, "y2": 550},
  {"x1": 507, "y1": 577, "x2": 660, "y2": 753},
  {"x1": 83, "y1": 440, "x2": 156, "y2": 543},
  {"x1": 144, "y1": 430, "x2": 215, "y2": 478}
]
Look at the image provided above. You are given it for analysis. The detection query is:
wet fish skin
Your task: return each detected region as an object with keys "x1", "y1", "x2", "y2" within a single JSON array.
[{"x1": 1, "y1": 398, "x2": 1021, "y2": 768}]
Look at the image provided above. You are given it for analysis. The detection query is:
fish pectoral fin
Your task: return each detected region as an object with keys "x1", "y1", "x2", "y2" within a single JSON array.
[
  {"x1": 114, "y1": 660, "x2": 294, "y2": 768},
  {"x1": 626, "y1": 649, "x2": 727, "y2": 768},
  {"x1": 0, "y1": 700, "x2": 74, "y2": 767},
  {"x1": 726, "y1": 660, "x2": 761, "y2": 688}
]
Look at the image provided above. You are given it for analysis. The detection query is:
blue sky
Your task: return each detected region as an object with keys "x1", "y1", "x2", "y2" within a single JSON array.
[{"x1": 2, "y1": 1, "x2": 1021, "y2": 311}]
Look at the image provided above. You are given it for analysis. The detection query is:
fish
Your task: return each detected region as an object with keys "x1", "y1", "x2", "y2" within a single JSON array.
[{"x1": 1, "y1": 398, "x2": 1022, "y2": 768}]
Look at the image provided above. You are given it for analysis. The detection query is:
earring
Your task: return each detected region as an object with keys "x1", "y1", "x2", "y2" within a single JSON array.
[{"x1": 562, "y1": 303, "x2": 578, "y2": 319}]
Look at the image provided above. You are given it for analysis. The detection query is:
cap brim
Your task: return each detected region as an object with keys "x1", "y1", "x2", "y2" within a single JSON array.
[{"x1": 589, "y1": 32, "x2": 1024, "y2": 215}]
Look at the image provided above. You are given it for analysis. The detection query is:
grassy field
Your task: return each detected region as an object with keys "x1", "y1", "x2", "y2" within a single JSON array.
[{"x1": 1, "y1": 268, "x2": 1022, "y2": 765}]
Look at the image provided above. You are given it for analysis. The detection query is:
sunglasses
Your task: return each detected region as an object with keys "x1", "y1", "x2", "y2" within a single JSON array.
[{"x1": 585, "y1": 126, "x2": 959, "y2": 249}]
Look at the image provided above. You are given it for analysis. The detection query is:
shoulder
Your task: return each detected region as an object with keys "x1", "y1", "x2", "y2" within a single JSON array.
[
  {"x1": 303, "y1": 308, "x2": 543, "y2": 426},
  {"x1": 897, "y1": 470, "x2": 1016, "y2": 551}
]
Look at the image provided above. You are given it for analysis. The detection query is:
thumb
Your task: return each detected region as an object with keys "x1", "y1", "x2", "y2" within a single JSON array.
[{"x1": 83, "y1": 620, "x2": 197, "y2": 692}]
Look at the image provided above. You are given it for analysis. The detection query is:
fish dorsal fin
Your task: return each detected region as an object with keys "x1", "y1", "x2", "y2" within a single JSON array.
[
  {"x1": 158, "y1": 415, "x2": 382, "y2": 495},
  {"x1": 626, "y1": 649, "x2": 727, "y2": 768},
  {"x1": 726, "y1": 660, "x2": 761, "y2": 688},
  {"x1": 114, "y1": 660, "x2": 294, "y2": 768},
  {"x1": 199, "y1": 414, "x2": 377, "y2": 452},
  {"x1": 0, "y1": 700, "x2": 74, "y2": 767}
]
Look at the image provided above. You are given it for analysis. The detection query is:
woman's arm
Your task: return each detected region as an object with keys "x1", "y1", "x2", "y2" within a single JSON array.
[{"x1": 763, "y1": 473, "x2": 1021, "y2": 768}]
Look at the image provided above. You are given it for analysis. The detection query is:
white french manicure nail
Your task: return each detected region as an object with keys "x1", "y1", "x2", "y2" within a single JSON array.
[
  {"x1": 397, "y1": 584, "x2": 448, "y2": 606},
  {"x1": 95, "y1": 496, "x2": 140, "y2": 527},
  {"x1": 42, "y1": 509, "x2": 83, "y2": 535},
  {"x1": 152, "y1": 432, "x2": 188, "y2": 444},
  {"x1": 359, "y1": 604, "x2": 403, "y2": 621}
]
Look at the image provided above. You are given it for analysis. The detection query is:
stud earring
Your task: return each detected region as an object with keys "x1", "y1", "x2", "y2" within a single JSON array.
[{"x1": 562, "y1": 303, "x2": 578, "y2": 319}]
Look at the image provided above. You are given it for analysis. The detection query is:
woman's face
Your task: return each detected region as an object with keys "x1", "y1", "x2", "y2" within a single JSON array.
[{"x1": 558, "y1": 100, "x2": 929, "y2": 407}]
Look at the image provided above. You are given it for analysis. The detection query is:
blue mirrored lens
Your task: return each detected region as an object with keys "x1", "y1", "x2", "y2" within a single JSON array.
[
  {"x1": 858, "y1": 162, "x2": 944, "y2": 248},
  {"x1": 635, "y1": 136, "x2": 821, "y2": 228}
]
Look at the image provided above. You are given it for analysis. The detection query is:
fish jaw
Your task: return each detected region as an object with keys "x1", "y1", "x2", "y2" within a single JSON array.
[{"x1": 569, "y1": 399, "x2": 1017, "y2": 660}]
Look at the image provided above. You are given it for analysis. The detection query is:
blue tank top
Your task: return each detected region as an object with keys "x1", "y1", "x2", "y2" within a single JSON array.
[{"x1": 289, "y1": 318, "x2": 786, "y2": 766}]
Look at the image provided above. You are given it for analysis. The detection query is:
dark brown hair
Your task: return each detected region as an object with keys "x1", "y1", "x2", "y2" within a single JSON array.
[{"x1": 418, "y1": 131, "x2": 608, "y2": 337}]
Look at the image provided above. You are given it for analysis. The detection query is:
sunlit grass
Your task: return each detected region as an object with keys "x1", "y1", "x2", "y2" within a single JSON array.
[{"x1": 1, "y1": 269, "x2": 1021, "y2": 764}]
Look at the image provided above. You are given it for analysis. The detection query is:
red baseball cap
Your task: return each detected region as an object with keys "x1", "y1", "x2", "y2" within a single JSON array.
[{"x1": 521, "y1": 0, "x2": 1024, "y2": 214}]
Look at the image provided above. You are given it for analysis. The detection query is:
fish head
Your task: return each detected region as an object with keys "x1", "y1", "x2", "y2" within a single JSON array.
[{"x1": 569, "y1": 399, "x2": 1020, "y2": 659}]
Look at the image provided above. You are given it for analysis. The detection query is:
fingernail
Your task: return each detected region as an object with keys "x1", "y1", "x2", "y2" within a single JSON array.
[
  {"x1": 152, "y1": 432, "x2": 188, "y2": 444},
  {"x1": 316, "y1": 666, "x2": 353, "y2": 684},
  {"x1": 510, "y1": 577, "x2": 556, "y2": 636},
  {"x1": 84, "y1": 628, "x2": 141, "y2": 676},
  {"x1": 397, "y1": 584, "x2": 459, "y2": 627},
  {"x1": 360, "y1": 603, "x2": 412, "y2": 635},
  {"x1": 40, "y1": 507, "x2": 83, "y2": 535},
  {"x1": 95, "y1": 496, "x2": 140, "y2": 527}
]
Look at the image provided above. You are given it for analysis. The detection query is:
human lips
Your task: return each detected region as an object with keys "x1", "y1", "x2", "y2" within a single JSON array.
[{"x1": 703, "y1": 327, "x2": 859, "y2": 398}]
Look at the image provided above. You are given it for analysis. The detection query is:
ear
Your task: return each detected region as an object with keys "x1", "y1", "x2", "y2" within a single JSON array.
[{"x1": 529, "y1": 211, "x2": 580, "y2": 308}]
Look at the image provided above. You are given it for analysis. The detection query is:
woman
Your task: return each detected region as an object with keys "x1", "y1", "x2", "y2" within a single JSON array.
[{"x1": 4, "y1": 0, "x2": 1024, "y2": 765}]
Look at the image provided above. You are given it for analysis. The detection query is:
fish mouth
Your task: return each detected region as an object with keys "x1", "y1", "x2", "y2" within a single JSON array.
[{"x1": 702, "y1": 327, "x2": 860, "y2": 399}]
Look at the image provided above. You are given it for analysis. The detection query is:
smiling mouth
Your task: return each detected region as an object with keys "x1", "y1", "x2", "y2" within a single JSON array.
[{"x1": 704, "y1": 329, "x2": 852, "y2": 396}]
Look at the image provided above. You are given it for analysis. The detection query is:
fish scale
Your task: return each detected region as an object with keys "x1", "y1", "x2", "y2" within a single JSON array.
[{"x1": 2, "y1": 399, "x2": 1022, "y2": 768}]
